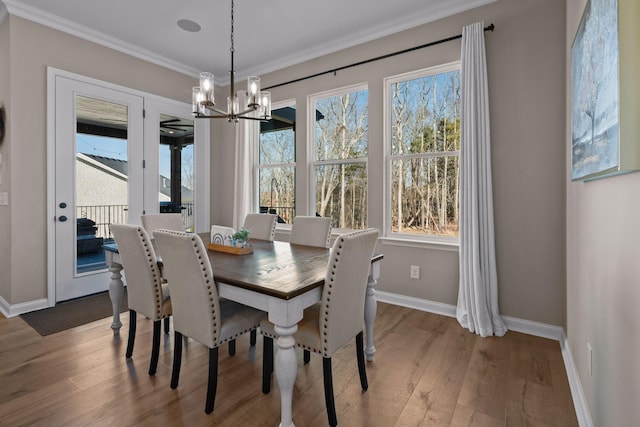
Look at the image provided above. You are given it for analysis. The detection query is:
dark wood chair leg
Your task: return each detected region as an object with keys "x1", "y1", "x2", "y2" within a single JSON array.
[
  {"x1": 164, "y1": 317, "x2": 170, "y2": 334},
  {"x1": 323, "y1": 357, "x2": 338, "y2": 427},
  {"x1": 304, "y1": 349, "x2": 311, "y2": 364},
  {"x1": 125, "y1": 310, "x2": 136, "y2": 358},
  {"x1": 205, "y1": 347, "x2": 219, "y2": 414},
  {"x1": 250, "y1": 329, "x2": 257, "y2": 346},
  {"x1": 149, "y1": 320, "x2": 161, "y2": 376},
  {"x1": 170, "y1": 331, "x2": 183, "y2": 389},
  {"x1": 262, "y1": 336, "x2": 274, "y2": 394},
  {"x1": 228, "y1": 339, "x2": 236, "y2": 356},
  {"x1": 356, "y1": 331, "x2": 368, "y2": 391}
]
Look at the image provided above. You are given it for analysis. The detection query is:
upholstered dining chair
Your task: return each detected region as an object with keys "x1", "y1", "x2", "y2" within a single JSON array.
[
  {"x1": 109, "y1": 224, "x2": 172, "y2": 376},
  {"x1": 289, "y1": 215, "x2": 332, "y2": 364},
  {"x1": 243, "y1": 213, "x2": 277, "y2": 241},
  {"x1": 260, "y1": 228, "x2": 379, "y2": 427},
  {"x1": 290, "y1": 216, "x2": 332, "y2": 248},
  {"x1": 152, "y1": 229, "x2": 265, "y2": 414},
  {"x1": 141, "y1": 213, "x2": 184, "y2": 236},
  {"x1": 141, "y1": 213, "x2": 184, "y2": 334}
]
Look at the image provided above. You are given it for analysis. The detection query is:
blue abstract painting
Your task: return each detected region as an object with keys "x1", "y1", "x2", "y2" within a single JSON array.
[{"x1": 571, "y1": 0, "x2": 619, "y2": 180}]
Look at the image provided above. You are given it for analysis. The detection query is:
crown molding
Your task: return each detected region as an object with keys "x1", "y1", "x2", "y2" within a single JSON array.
[
  {"x1": 0, "y1": 2, "x2": 8, "y2": 25},
  {"x1": 2, "y1": 0, "x2": 199, "y2": 78}
]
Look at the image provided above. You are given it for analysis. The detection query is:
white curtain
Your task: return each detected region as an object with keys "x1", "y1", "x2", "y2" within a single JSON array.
[
  {"x1": 456, "y1": 22, "x2": 506, "y2": 337},
  {"x1": 232, "y1": 92, "x2": 258, "y2": 230}
]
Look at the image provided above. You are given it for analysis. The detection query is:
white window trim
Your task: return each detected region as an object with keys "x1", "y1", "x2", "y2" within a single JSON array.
[
  {"x1": 307, "y1": 82, "x2": 369, "y2": 226},
  {"x1": 383, "y1": 61, "x2": 461, "y2": 246}
]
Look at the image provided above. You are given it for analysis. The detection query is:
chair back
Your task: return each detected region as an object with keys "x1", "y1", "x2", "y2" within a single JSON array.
[
  {"x1": 110, "y1": 224, "x2": 165, "y2": 320},
  {"x1": 290, "y1": 216, "x2": 331, "y2": 248},
  {"x1": 141, "y1": 213, "x2": 184, "y2": 235},
  {"x1": 243, "y1": 213, "x2": 277, "y2": 241},
  {"x1": 320, "y1": 228, "x2": 378, "y2": 357},
  {"x1": 152, "y1": 229, "x2": 221, "y2": 349}
]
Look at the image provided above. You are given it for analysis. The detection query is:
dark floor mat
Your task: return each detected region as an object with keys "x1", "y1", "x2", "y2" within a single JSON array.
[{"x1": 21, "y1": 290, "x2": 128, "y2": 336}]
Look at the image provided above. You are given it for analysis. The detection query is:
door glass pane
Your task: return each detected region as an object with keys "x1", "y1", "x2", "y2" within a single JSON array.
[
  {"x1": 75, "y1": 95, "x2": 129, "y2": 274},
  {"x1": 159, "y1": 114, "x2": 195, "y2": 231}
]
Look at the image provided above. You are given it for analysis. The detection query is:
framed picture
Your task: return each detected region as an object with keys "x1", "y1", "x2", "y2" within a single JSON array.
[
  {"x1": 571, "y1": 0, "x2": 640, "y2": 181},
  {"x1": 571, "y1": 0, "x2": 619, "y2": 180}
]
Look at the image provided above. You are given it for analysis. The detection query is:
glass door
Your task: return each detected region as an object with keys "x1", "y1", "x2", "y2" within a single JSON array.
[
  {"x1": 158, "y1": 114, "x2": 195, "y2": 230},
  {"x1": 54, "y1": 76, "x2": 144, "y2": 302},
  {"x1": 143, "y1": 98, "x2": 207, "y2": 233}
]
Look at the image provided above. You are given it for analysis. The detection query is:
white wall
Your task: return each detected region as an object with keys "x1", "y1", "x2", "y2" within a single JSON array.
[{"x1": 566, "y1": 0, "x2": 640, "y2": 424}]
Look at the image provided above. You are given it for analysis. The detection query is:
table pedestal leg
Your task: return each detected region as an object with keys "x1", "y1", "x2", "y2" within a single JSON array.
[
  {"x1": 275, "y1": 324, "x2": 298, "y2": 427},
  {"x1": 364, "y1": 273, "x2": 378, "y2": 361},
  {"x1": 108, "y1": 263, "x2": 124, "y2": 335}
]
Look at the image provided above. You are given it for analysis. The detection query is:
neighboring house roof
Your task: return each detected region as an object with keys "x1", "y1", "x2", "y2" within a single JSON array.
[
  {"x1": 79, "y1": 153, "x2": 193, "y2": 200},
  {"x1": 84, "y1": 154, "x2": 128, "y2": 176}
]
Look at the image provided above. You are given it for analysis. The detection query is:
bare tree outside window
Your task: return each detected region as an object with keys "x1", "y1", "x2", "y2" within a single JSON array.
[
  {"x1": 258, "y1": 105, "x2": 296, "y2": 224},
  {"x1": 313, "y1": 87, "x2": 368, "y2": 229},
  {"x1": 388, "y1": 65, "x2": 460, "y2": 237}
]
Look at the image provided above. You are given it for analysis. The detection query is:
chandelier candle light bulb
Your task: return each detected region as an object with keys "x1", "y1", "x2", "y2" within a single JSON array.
[
  {"x1": 247, "y1": 76, "x2": 260, "y2": 106},
  {"x1": 200, "y1": 72, "x2": 215, "y2": 105},
  {"x1": 192, "y1": 87, "x2": 206, "y2": 115},
  {"x1": 259, "y1": 92, "x2": 272, "y2": 120}
]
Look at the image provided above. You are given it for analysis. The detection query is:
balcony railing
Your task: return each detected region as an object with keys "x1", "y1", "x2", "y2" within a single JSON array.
[
  {"x1": 77, "y1": 202, "x2": 195, "y2": 238},
  {"x1": 260, "y1": 206, "x2": 295, "y2": 224}
]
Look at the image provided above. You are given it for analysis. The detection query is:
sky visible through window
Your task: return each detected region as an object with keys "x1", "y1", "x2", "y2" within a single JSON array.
[{"x1": 77, "y1": 134, "x2": 171, "y2": 177}]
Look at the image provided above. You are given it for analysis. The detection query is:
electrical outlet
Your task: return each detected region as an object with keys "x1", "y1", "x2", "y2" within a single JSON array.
[
  {"x1": 587, "y1": 342, "x2": 592, "y2": 376},
  {"x1": 410, "y1": 265, "x2": 420, "y2": 279}
]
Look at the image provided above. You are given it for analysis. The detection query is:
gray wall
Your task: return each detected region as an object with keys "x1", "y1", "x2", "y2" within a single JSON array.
[
  {"x1": 211, "y1": 0, "x2": 567, "y2": 327},
  {"x1": 1, "y1": 0, "x2": 568, "y2": 343},
  {"x1": 0, "y1": 15, "x2": 10, "y2": 302},
  {"x1": 566, "y1": 0, "x2": 640, "y2": 424},
  {"x1": 0, "y1": 15, "x2": 196, "y2": 305}
]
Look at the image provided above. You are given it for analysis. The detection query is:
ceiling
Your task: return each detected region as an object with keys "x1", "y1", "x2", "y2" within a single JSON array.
[{"x1": 2, "y1": 0, "x2": 495, "y2": 84}]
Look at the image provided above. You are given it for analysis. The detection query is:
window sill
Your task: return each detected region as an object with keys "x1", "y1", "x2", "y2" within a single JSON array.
[{"x1": 379, "y1": 236, "x2": 459, "y2": 252}]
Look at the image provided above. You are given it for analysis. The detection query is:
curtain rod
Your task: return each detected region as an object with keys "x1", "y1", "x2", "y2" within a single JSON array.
[{"x1": 264, "y1": 23, "x2": 494, "y2": 90}]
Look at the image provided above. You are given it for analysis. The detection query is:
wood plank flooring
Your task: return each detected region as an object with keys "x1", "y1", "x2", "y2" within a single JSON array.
[{"x1": 0, "y1": 303, "x2": 578, "y2": 426}]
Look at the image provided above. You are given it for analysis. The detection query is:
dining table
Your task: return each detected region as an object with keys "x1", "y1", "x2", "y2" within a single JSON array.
[{"x1": 104, "y1": 233, "x2": 383, "y2": 427}]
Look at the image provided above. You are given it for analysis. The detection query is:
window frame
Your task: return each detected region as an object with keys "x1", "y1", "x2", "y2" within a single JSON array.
[
  {"x1": 307, "y1": 82, "x2": 369, "y2": 233},
  {"x1": 383, "y1": 61, "x2": 461, "y2": 245},
  {"x1": 255, "y1": 98, "x2": 297, "y2": 226}
]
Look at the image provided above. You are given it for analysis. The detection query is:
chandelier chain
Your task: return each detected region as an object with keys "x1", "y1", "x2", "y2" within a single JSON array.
[{"x1": 230, "y1": 0, "x2": 235, "y2": 54}]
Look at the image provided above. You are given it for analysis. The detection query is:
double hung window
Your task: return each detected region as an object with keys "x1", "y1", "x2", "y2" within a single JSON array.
[
  {"x1": 386, "y1": 62, "x2": 461, "y2": 240},
  {"x1": 310, "y1": 84, "x2": 368, "y2": 229},
  {"x1": 257, "y1": 103, "x2": 296, "y2": 224}
]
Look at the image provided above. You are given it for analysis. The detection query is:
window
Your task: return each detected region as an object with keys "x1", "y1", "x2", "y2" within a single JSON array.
[
  {"x1": 385, "y1": 62, "x2": 461, "y2": 240},
  {"x1": 310, "y1": 84, "x2": 368, "y2": 229},
  {"x1": 257, "y1": 102, "x2": 296, "y2": 224}
]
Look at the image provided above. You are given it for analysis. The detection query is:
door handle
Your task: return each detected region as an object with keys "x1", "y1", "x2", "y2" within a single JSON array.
[
  {"x1": 59, "y1": 215, "x2": 68, "y2": 222},
  {"x1": 59, "y1": 202, "x2": 67, "y2": 209}
]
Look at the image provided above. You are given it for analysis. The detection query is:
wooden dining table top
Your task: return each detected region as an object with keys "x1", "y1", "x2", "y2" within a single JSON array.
[
  {"x1": 203, "y1": 235, "x2": 330, "y2": 300},
  {"x1": 105, "y1": 232, "x2": 382, "y2": 301},
  {"x1": 200, "y1": 233, "x2": 383, "y2": 301}
]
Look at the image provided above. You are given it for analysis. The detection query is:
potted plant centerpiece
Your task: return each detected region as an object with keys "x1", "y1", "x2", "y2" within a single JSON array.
[{"x1": 232, "y1": 228, "x2": 250, "y2": 248}]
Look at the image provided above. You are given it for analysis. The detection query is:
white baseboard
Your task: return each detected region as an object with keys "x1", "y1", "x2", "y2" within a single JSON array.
[
  {"x1": 0, "y1": 295, "x2": 49, "y2": 318},
  {"x1": 375, "y1": 290, "x2": 592, "y2": 427},
  {"x1": 560, "y1": 333, "x2": 594, "y2": 427}
]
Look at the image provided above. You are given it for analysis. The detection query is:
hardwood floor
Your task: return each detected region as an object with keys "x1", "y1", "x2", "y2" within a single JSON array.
[{"x1": 0, "y1": 303, "x2": 578, "y2": 426}]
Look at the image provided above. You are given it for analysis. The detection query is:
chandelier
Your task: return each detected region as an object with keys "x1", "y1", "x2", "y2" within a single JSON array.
[{"x1": 191, "y1": 0, "x2": 271, "y2": 123}]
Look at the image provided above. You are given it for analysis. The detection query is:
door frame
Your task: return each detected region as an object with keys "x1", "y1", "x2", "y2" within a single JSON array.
[{"x1": 46, "y1": 67, "x2": 210, "y2": 306}]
